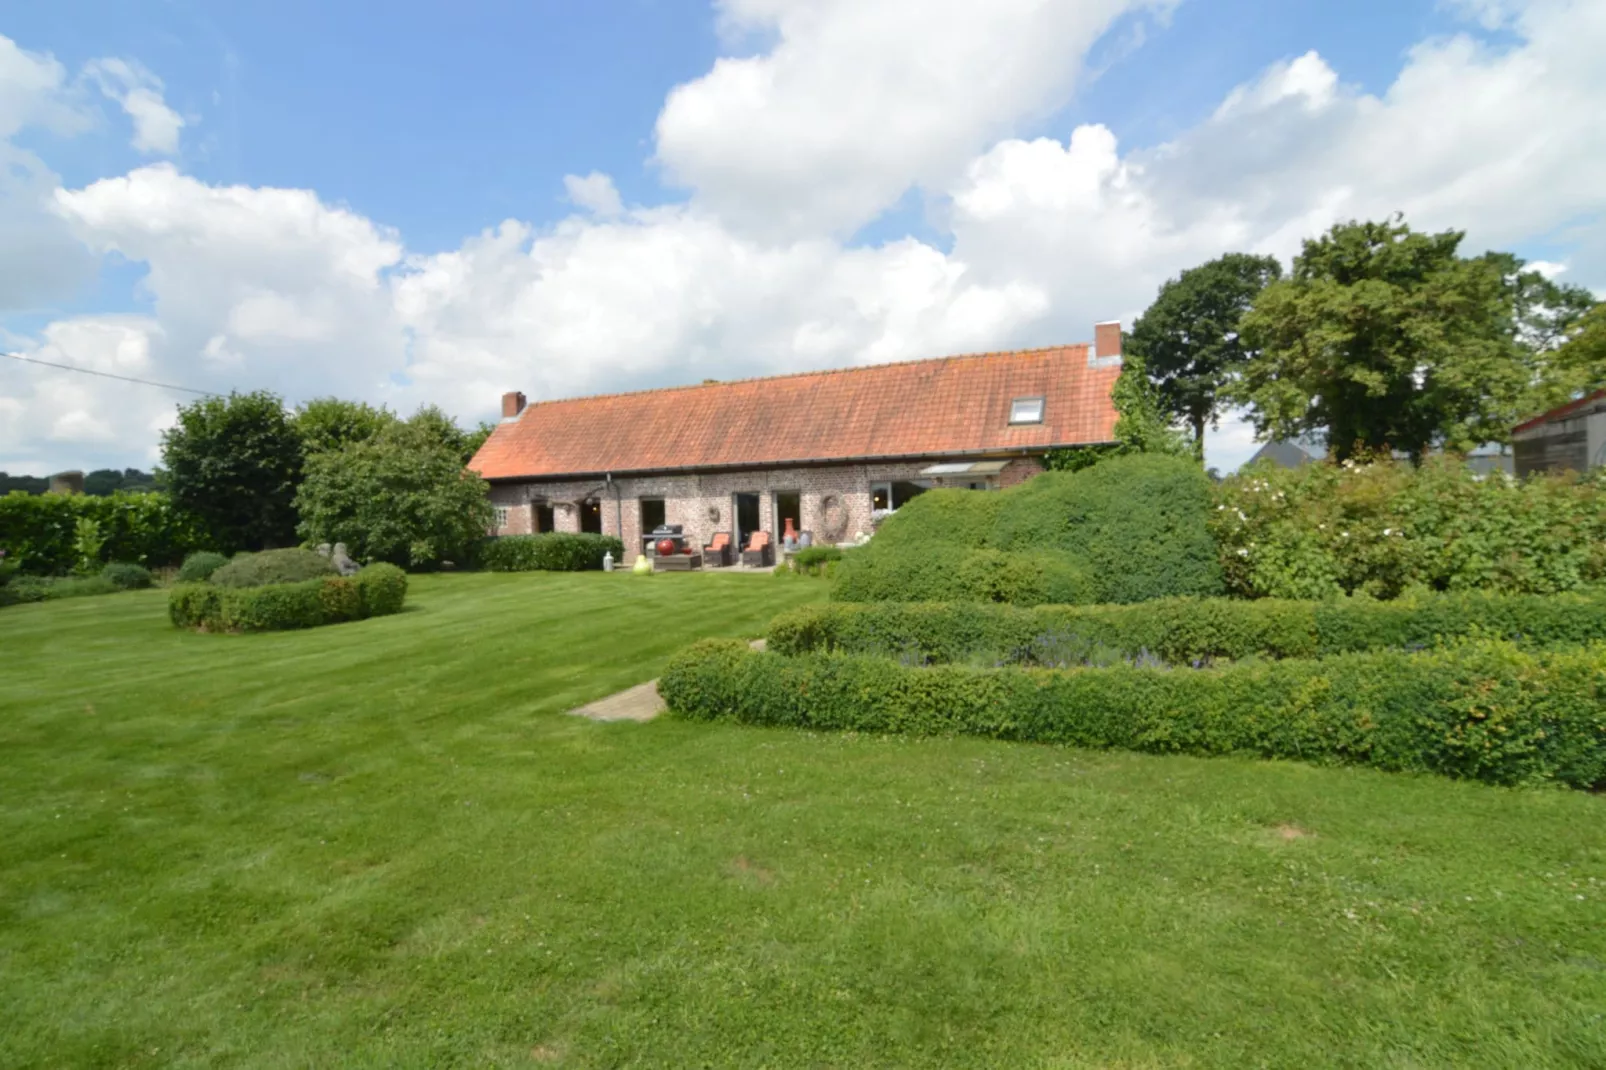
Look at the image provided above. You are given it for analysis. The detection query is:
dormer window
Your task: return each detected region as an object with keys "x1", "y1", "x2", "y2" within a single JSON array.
[{"x1": 1009, "y1": 397, "x2": 1045, "y2": 425}]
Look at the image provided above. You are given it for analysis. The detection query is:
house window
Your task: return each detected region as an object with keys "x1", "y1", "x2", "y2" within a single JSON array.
[
  {"x1": 534, "y1": 502, "x2": 555, "y2": 533},
  {"x1": 1010, "y1": 397, "x2": 1045, "y2": 424},
  {"x1": 640, "y1": 498, "x2": 666, "y2": 534},
  {"x1": 493, "y1": 506, "x2": 510, "y2": 531},
  {"x1": 871, "y1": 481, "x2": 930, "y2": 512},
  {"x1": 579, "y1": 499, "x2": 602, "y2": 534}
]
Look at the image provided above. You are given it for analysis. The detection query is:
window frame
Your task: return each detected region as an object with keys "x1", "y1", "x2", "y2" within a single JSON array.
[
  {"x1": 493, "y1": 506, "x2": 510, "y2": 531},
  {"x1": 1009, "y1": 396, "x2": 1046, "y2": 425}
]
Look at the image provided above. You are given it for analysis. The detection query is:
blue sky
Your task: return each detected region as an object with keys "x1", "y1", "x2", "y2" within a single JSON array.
[{"x1": 2, "y1": 0, "x2": 1602, "y2": 474}]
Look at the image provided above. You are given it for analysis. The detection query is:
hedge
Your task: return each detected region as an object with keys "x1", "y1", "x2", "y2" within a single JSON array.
[
  {"x1": 832, "y1": 454, "x2": 1221, "y2": 605},
  {"x1": 0, "y1": 574, "x2": 122, "y2": 608},
  {"x1": 211, "y1": 548, "x2": 337, "y2": 588},
  {"x1": 169, "y1": 563, "x2": 408, "y2": 632},
  {"x1": 0, "y1": 490, "x2": 210, "y2": 575},
  {"x1": 479, "y1": 533, "x2": 625, "y2": 572},
  {"x1": 659, "y1": 639, "x2": 1606, "y2": 789},
  {"x1": 768, "y1": 590, "x2": 1606, "y2": 666}
]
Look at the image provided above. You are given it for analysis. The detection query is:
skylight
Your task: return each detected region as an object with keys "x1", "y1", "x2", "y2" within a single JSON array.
[{"x1": 1009, "y1": 397, "x2": 1045, "y2": 425}]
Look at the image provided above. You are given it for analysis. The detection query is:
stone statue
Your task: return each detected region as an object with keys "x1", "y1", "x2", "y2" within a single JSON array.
[{"x1": 330, "y1": 543, "x2": 360, "y2": 576}]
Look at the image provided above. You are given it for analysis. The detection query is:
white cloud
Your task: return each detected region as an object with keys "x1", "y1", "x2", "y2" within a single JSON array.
[
  {"x1": 84, "y1": 58, "x2": 184, "y2": 155},
  {"x1": 0, "y1": 316, "x2": 173, "y2": 472},
  {"x1": 655, "y1": 0, "x2": 1170, "y2": 237},
  {"x1": 6, "y1": 0, "x2": 1606, "y2": 477},
  {"x1": 563, "y1": 172, "x2": 624, "y2": 217}
]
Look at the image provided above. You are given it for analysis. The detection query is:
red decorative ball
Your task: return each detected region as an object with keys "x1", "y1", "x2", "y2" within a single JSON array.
[{"x1": 655, "y1": 538, "x2": 677, "y2": 557}]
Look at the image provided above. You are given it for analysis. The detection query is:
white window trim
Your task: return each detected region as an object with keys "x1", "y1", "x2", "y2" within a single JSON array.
[
  {"x1": 493, "y1": 506, "x2": 510, "y2": 531},
  {"x1": 1010, "y1": 396, "x2": 1045, "y2": 425}
]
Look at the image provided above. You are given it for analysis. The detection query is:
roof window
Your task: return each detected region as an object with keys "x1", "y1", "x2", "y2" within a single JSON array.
[{"x1": 1009, "y1": 397, "x2": 1045, "y2": 425}]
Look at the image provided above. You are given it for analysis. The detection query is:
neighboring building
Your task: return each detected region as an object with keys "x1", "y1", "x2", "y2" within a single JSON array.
[
  {"x1": 1513, "y1": 390, "x2": 1606, "y2": 477},
  {"x1": 469, "y1": 324, "x2": 1125, "y2": 562},
  {"x1": 1246, "y1": 436, "x2": 1514, "y2": 477}
]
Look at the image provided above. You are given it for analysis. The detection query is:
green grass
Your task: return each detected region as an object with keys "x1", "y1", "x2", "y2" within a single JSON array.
[{"x1": 2, "y1": 573, "x2": 1603, "y2": 1069}]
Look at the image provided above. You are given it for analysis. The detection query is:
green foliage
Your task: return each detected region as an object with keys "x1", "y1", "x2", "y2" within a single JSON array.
[
  {"x1": 0, "y1": 472, "x2": 48, "y2": 495},
  {"x1": 295, "y1": 419, "x2": 494, "y2": 568},
  {"x1": 295, "y1": 397, "x2": 398, "y2": 455},
  {"x1": 478, "y1": 533, "x2": 624, "y2": 572},
  {"x1": 0, "y1": 574, "x2": 122, "y2": 608},
  {"x1": 82, "y1": 469, "x2": 157, "y2": 496},
  {"x1": 402, "y1": 404, "x2": 484, "y2": 465},
  {"x1": 835, "y1": 454, "x2": 1220, "y2": 605},
  {"x1": 1236, "y1": 217, "x2": 1599, "y2": 460},
  {"x1": 169, "y1": 564, "x2": 407, "y2": 632},
  {"x1": 71, "y1": 517, "x2": 106, "y2": 575},
  {"x1": 0, "y1": 490, "x2": 209, "y2": 575},
  {"x1": 661, "y1": 639, "x2": 1606, "y2": 789},
  {"x1": 1212, "y1": 456, "x2": 1606, "y2": 599},
  {"x1": 1129, "y1": 253, "x2": 1282, "y2": 444},
  {"x1": 776, "y1": 545, "x2": 844, "y2": 578},
  {"x1": 176, "y1": 551, "x2": 229, "y2": 584},
  {"x1": 767, "y1": 590, "x2": 1606, "y2": 666},
  {"x1": 99, "y1": 562, "x2": 153, "y2": 590},
  {"x1": 210, "y1": 548, "x2": 337, "y2": 589},
  {"x1": 354, "y1": 562, "x2": 408, "y2": 616},
  {"x1": 160, "y1": 390, "x2": 304, "y2": 553},
  {"x1": 832, "y1": 546, "x2": 1095, "y2": 606},
  {"x1": 1045, "y1": 349, "x2": 1195, "y2": 472}
]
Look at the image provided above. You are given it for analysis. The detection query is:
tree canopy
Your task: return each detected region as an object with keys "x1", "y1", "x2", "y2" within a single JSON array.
[
  {"x1": 295, "y1": 398, "x2": 398, "y2": 456},
  {"x1": 160, "y1": 391, "x2": 303, "y2": 553},
  {"x1": 294, "y1": 418, "x2": 494, "y2": 568},
  {"x1": 1235, "y1": 217, "x2": 1597, "y2": 462},
  {"x1": 1129, "y1": 253, "x2": 1282, "y2": 445}
]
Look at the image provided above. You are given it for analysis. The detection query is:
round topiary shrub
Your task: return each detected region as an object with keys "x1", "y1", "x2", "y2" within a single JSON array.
[
  {"x1": 210, "y1": 548, "x2": 337, "y2": 588},
  {"x1": 100, "y1": 562, "x2": 154, "y2": 590},
  {"x1": 177, "y1": 550, "x2": 229, "y2": 584}
]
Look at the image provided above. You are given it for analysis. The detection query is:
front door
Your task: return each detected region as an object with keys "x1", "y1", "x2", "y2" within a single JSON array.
[{"x1": 734, "y1": 492, "x2": 761, "y2": 552}]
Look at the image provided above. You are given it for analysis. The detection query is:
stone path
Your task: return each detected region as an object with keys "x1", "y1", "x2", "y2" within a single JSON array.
[{"x1": 566, "y1": 639, "x2": 765, "y2": 723}]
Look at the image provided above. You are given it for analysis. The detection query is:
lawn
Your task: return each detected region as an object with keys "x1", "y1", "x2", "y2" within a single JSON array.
[{"x1": 1, "y1": 572, "x2": 1603, "y2": 1069}]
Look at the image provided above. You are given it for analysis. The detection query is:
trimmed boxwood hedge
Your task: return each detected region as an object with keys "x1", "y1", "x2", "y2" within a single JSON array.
[
  {"x1": 767, "y1": 590, "x2": 1606, "y2": 666},
  {"x1": 479, "y1": 533, "x2": 625, "y2": 572},
  {"x1": 169, "y1": 562, "x2": 408, "y2": 632},
  {"x1": 659, "y1": 639, "x2": 1606, "y2": 789}
]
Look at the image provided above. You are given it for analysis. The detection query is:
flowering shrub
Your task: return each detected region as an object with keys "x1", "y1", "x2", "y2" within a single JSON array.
[{"x1": 1211, "y1": 456, "x2": 1606, "y2": 600}]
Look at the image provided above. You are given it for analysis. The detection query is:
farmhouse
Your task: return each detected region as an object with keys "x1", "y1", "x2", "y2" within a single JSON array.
[{"x1": 469, "y1": 324, "x2": 1124, "y2": 563}]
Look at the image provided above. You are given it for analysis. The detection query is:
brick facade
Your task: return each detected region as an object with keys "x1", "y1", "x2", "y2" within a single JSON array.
[{"x1": 488, "y1": 457, "x2": 1048, "y2": 562}]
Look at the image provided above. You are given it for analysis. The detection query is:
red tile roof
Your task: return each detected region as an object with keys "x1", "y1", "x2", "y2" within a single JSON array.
[
  {"x1": 470, "y1": 344, "x2": 1121, "y2": 480},
  {"x1": 1513, "y1": 389, "x2": 1606, "y2": 434}
]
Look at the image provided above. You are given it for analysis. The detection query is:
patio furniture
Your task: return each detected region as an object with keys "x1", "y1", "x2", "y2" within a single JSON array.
[
  {"x1": 740, "y1": 531, "x2": 774, "y2": 568},
  {"x1": 703, "y1": 531, "x2": 732, "y2": 567},
  {"x1": 652, "y1": 552, "x2": 703, "y2": 572}
]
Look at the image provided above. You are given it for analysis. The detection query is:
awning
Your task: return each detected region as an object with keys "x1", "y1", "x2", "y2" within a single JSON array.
[{"x1": 919, "y1": 460, "x2": 1012, "y2": 477}]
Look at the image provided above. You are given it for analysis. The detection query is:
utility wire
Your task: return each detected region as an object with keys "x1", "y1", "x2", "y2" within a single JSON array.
[{"x1": 1, "y1": 350, "x2": 220, "y2": 397}]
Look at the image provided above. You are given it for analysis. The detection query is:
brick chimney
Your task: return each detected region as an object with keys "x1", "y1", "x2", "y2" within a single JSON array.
[
  {"x1": 501, "y1": 391, "x2": 527, "y2": 419},
  {"x1": 1093, "y1": 321, "x2": 1123, "y2": 363}
]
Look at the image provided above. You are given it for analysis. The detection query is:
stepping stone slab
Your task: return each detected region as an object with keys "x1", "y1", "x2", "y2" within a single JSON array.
[{"x1": 566, "y1": 639, "x2": 765, "y2": 722}]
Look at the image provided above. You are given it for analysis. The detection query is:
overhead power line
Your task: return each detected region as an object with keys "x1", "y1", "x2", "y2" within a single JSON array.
[{"x1": 1, "y1": 350, "x2": 219, "y2": 397}]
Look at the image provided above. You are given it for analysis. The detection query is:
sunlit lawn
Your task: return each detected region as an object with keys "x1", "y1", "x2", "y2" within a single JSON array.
[{"x1": 1, "y1": 572, "x2": 1602, "y2": 1068}]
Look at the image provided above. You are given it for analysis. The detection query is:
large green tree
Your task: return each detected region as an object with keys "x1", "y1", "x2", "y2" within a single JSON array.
[
  {"x1": 294, "y1": 420, "x2": 493, "y2": 568},
  {"x1": 160, "y1": 391, "x2": 303, "y2": 552},
  {"x1": 295, "y1": 398, "x2": 398, "y2": 456},
  {"x1": 1235, "y1": 217, "x2": 1597, "y2": 462},
  {"x1": 1129, "y1": 253, "x2": 1282, "y2": 446}
]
